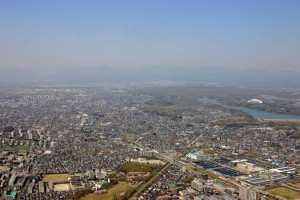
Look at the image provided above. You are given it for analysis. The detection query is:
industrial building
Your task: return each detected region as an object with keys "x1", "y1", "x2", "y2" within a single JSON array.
[
  {"x1": 186, "y1": 152, "x2": 201, "y2": 160},
  {"x1": 247, "y1": 99, "x2": 263, "y2": 104},
  {"x1": 269, "y1": 167, "x2": 296, "y2": 174},
  {"x1": 242, "y1": 173, "x2": 288, "y2": 185}
]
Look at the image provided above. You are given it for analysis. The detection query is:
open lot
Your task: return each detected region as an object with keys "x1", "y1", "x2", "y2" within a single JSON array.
[
  {"x1": 82, "y1": 182, "x2": 136, "y2": 200},
  {"x1": 54, "y1": 183, "x2": 71, "y2": 191},
  {"x1": 42, "y1": 173, "x2": 71, "y2": 182},
  {"x1": 0, "y1": 166, "x2": 10, "y2": 171},
  {"x1": 267, "y1": 187, "x2": 300, "y2": 200}
]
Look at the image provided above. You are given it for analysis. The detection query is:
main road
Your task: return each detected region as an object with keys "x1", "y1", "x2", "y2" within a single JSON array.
[{"x1": 126, "y1": 135, "x2": 240, "y2": 194}]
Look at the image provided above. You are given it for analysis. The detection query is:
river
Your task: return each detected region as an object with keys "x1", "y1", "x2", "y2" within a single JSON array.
[{"x1": 198, "y1": 97, "x2": 300, "y2": 120}]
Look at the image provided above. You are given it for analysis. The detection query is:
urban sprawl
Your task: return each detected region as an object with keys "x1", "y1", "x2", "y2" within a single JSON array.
[{"x1": 1, "y1": 84, "x2": 300, "y2": 200}]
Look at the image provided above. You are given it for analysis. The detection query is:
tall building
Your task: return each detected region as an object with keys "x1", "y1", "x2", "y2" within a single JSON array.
[
  {"x1": 239, "y1": 186, "x2": 258, "y2": 200},
  {"x1": 191, "y1": 179, "x2": 204, "y2": 192}
]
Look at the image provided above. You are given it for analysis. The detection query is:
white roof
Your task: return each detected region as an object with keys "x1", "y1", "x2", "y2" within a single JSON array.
[
  {"x1": 247, "y1": 99, "x2": 263, "y2": 103},
  {"x1": 270, "y1": 167, "x2": 296, "y2": 173}
]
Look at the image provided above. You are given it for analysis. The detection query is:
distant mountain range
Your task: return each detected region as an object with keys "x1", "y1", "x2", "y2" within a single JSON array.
[{"x1": 0, "y1": 66, "x2": 300, "y2": 87}]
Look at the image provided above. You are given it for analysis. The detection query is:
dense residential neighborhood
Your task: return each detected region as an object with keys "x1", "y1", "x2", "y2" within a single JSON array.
[{"x1": 1, "y1": 84, "x2": 300, "y2": 200}]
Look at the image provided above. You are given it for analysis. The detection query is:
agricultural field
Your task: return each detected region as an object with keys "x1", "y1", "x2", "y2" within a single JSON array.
[{"x1": 267, "y1": 187, "x2": 300, "y2": 200}]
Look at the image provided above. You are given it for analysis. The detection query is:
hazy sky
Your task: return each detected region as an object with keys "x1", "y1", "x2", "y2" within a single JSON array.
[{"x1": 1, "y1": 0, "x2": 300, "y2": 71}]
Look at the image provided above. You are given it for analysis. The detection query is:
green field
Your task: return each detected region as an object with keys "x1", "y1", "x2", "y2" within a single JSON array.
[
  {"x1": 42, "y1": 173, "x2": 71, "y2": 182},
  {"x1": 145, "y1": 105, "x2": 182, "y2": 119},
  {"x1": 81, "y1": 182, "x2": 136, "y2": 200},
  {"x1": 294, "y1": 183, "x2": 300, "y2": 187},
  {"x1": 120, "y1": 162, "x2": 162, "y2": 173},
  {"x1": 4, "y1": 145, "x2": 30, "y2": 152},
  {"x1": 267, "y1": 187, "x2": 300, "y2": 200}
]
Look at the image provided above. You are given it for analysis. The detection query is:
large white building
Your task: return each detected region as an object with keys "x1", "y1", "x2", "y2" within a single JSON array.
[
  {"x1": 270, "y1": 167, "x2": 296, "y2": 174},
  {"x1": 247, "y1": 99, "x2": 263, "y2": 104},
  {"x1": 186, "y1": 152, "x2": 200, "y2": 160}
]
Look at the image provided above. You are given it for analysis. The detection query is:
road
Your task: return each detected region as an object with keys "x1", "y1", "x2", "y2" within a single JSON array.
[
  {"x1": 159, "y1": 153, "x2": 241, "y2": 188},
  {"x1": 126, "y1": 135, "x2": 240, "y2": 194},
  {"x1": 130, "y1": 162, "x2": 172, "y2": 199}
]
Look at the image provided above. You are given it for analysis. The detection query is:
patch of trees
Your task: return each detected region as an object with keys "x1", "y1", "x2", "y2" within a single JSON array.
[
  {"x1": 145, "y1": 106, "x2": 182, "y2": 119},
  {"x1": 138, "y1": 86, "x2": 300, "y2": 115},
  {"x1": 212, "y1": 119, "x2": 258, "y2": 128},
  {"x1": 3, "y1": 126, "x2": 14, "y2": 132},
  {"x1": 69, "y1": 188, "x2": 93, "y2": 200},
  {"x1": 181, "y1": 175, "x2": 194, "y2": 184},
  {"x1": 119, "y1": 162, "x2": 161, "y2": 173},
  {"x1": 286, "y1": 131, "x2": 300, "y2": 139},
  {"x1": 145, "y1": 97, "x2": 175, "y2": 106},
  {"x1": 114, "y1": 187, "x2": 137, "y2": 200}
]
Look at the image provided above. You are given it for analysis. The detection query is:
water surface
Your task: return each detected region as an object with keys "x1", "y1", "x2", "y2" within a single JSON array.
[{"x1": 198, "y1": 97, "x2": 300, "y2": 120}]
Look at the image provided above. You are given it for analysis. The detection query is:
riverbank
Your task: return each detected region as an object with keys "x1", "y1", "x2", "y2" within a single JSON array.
[
  {"x1": 260, "y1": 119, "x2": 300, "y2": 123},
  {"x1": 198, "y1": 97, "x2": 300, "y2": 120}
]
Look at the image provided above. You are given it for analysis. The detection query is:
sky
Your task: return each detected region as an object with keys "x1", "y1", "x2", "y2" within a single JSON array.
[{"x1": 1, "y1": 0, "x2": 300, "y2": 72}]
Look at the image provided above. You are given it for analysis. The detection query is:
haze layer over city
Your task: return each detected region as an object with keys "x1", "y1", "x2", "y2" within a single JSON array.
[{"x1": 1, "y1": 1, "x2": 300, "y2": 200}]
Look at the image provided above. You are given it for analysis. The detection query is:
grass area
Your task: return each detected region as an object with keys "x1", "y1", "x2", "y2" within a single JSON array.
[
  {"x1": 42, "y1": 173, "x2": 71, "y2": 182},
  {"x1": 202, "y1": 148, "x2": 217, "y2": 155},
  {"x1": 81, "y1": 182, "x2": 137, "y2": 200},
  {"x1": 267, "y1": 187, "x2": 300, "y2": 200},
  {"x1": 123, "y1": 134, "x2": 143, "y2": 148},
  {"x1": 241, "y1": 151, "x2": 263, "y2": 159},
  {"x1": 131, "y1": 163, "x2": 172, "y2": 198},
  {"x1": 85, "y1": 149, "x2": 111, "y2": 156},
  {"x1": 145, "y1": 105, "x2": 182, "y2": 119},
  {"x1": 4, "y1": 145, "x2": 30, "y2": 152},
  {"x1": 0, "y1": 166, "x2": 10, "y2": 171},
  {"x1": 85, "y1": 150, "x2": 100, "y2": 155},
  {"x1": 119, "y1": 162, "x2": 162, "y2": 173},
  {"x1": 293, "y1": 182, "x2": 300, "y2": 187},
  {"x1": 212, "y1": 118, "x2": 256, "y2": 128},
  {"x1": 191, "y1": 166, "x2": 239, "y2": 188},
  {"x1": 123, "y1": 134, "x2": 133, "y2": 142},
  {"x1": 145, "y1": 98, "x2": 175, "y2": 106}
]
